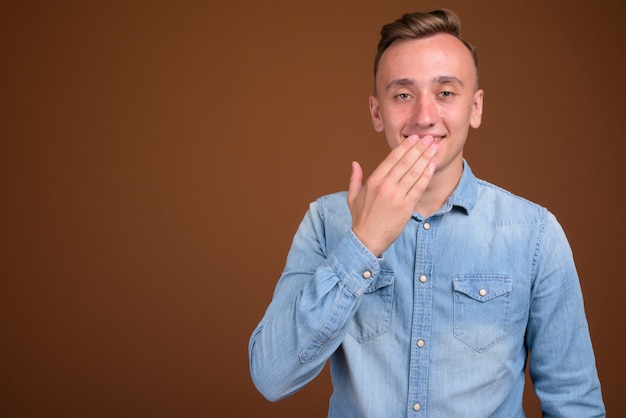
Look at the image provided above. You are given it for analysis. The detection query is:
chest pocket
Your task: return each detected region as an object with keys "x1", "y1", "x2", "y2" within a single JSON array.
[
  {"x1": 452, "y1": 275, "x2": 513, "y2": 353},
  {"x1": 347, "y1": 269, "x2": 395, "y2": 343}
]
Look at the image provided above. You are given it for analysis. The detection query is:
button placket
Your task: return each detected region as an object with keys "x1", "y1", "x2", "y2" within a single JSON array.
[{"x1": 410, "y1": 217, "x2": 433, "y2": 416}]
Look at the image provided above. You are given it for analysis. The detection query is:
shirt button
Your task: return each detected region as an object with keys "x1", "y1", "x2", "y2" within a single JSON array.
[
  {"x1": 423, "y1": 222, "x2": 431, "y2": 230},
  {"x1": 362, "y1": 270, "x2": 372, "y2": 279},
  {"x1": 479, "y1": 288, "x2": 487, "y2": 297},
  {"x1": 416, "y1": 339, "x2": 425, "y2": 348},
  {"x1": 413, "y1": 403, "x2": 422, "y2": 411},
  {"x1": 419, "y1": 275, "x2": 427, "y2": 283}
]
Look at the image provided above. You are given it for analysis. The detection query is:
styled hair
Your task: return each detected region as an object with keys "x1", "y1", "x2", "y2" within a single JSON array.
[{"x1": 373, "y1": 9, "x2": 479, "y2": 89}]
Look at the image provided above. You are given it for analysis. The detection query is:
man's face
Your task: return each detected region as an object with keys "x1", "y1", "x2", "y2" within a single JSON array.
[{"x1": 369, "y1": 33, "x2": 483, "y2": 175}]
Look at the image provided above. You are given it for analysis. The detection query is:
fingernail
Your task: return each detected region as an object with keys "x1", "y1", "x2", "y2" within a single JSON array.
[{"x1": 421, "y1": 135, "x2": 433, "y2": 145}]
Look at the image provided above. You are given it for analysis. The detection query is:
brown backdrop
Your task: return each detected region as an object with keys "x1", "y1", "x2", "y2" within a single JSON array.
[{"x1": 1, "y1": 1, "x2": 624, "y2": 417}]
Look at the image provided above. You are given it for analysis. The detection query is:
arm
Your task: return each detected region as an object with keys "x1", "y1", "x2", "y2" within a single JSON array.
[
  {"x1": 249, "y1": 135, "x2": 438, "y2": 401},
  {"x1": 248, "y1": 203, "x2": 380, "y2": 401},
  {"x1": 526, "y1": 213, "x2": 605, "y2": 417}
]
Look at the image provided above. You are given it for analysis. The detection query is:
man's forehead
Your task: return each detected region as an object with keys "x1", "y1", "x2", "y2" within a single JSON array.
[{"x1": 376, "y1": 34, "x2": 478, "y2": 88}]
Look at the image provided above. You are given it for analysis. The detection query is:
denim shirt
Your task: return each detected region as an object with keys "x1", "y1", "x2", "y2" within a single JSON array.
[{"x1": 249, "y1": 162, "x2": 605, "y2": 417}]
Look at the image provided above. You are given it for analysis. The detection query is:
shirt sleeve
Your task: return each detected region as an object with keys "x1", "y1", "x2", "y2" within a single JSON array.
[
  {"x1": 526, "y1": 212, "x2": 605, "y2": 417},
  {"x1": 248, "y1": 199, "x2": 381, "y2": 402}
]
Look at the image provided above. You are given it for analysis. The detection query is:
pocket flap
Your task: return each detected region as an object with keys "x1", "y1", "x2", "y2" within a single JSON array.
[{"x1": 452, "y1": 275, "x2": 512, "y2": 302}]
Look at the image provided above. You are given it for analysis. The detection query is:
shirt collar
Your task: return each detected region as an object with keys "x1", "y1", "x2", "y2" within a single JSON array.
[{"x1": 439, "y1": 159, "x2": 478, "y2": 216}]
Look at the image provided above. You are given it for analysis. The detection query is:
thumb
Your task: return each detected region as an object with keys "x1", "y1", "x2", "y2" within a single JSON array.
[{"x1": 348, "y1": 161, "x2": 363, "y2": 203}]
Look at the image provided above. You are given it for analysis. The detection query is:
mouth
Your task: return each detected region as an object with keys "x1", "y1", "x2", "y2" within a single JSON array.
[{"x1": 404, "y1": 134, "x2": 446, "y2": 143}]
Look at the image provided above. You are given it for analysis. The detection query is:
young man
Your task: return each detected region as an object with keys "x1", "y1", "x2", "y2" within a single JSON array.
[{"x1": 249, "y1": 9, "x2": 605, "y2": 417}]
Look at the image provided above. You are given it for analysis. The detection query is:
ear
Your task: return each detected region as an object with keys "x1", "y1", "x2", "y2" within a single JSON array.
[
  {"x1": 369, "y1": 95, "x2": 384, "y2": 132},
  {"x1": 470, "y1": 89, "x2": 484, "y2": 129}
]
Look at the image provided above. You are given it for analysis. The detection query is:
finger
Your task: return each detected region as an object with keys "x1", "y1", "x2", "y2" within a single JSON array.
[
  {"x1": 370, "y1": 135, "x2": 420, "y2": 179},
  {"x1": 405, "y1": 160, "x2": 436, "y2": 201},
  {"x1": 348, "y1": 161, "x2": 363, "y2": 204},
  {"x1": 384, "y1": 135, "x2": 434, "y2": 180},
  {"x1": 381, "y1": 136, "x2": 436, "y2": 196},
  {"x1": 397, "y1": 138, "x2": 438, "y2": 187}
]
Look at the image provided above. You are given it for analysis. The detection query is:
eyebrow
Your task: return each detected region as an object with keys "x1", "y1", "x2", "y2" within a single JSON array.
[
  {"x1": 436, "y1": 75, "x2": 465, "y2": 87},
  {"x1": 385, "y1": 78, "x2": 414, "y2": 89},
  {"x1": 385, "y1": 75, "x2": 465, "y2": 90}
]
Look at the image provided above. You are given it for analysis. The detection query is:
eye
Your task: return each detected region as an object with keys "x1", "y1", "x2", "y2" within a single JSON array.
[
  {"x1": 395, "y1": 93, "x2": 411, "y2": 100},
  {"x1": 439, "y1": 91, "x2": 454, "y2": 98}
]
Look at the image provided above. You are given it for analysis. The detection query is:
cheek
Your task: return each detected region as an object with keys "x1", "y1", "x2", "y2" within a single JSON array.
[
  {"x1": 385, "y1": 132, "x2": 402, "y2": 150},
  {"x1": 379, "y1": 114, "x2": 401, "y2": 132},
  {"x1": 443, "y1": 108, "x2": 472, "y2": 133}
]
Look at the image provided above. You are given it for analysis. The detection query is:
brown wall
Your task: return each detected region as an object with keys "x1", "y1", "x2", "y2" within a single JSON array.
[{"x1": 1, "y1": 1, "x2": 623, "y2": 416}]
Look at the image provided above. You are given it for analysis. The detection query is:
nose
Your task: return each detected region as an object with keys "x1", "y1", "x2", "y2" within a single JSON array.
[{"x1": 410, "y1": 95, "x2": 438, "y2": 127}]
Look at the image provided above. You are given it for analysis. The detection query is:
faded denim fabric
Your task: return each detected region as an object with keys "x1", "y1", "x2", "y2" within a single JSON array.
[{"x1": 249, "y1": 161, "x2": 605, "y2": 417}]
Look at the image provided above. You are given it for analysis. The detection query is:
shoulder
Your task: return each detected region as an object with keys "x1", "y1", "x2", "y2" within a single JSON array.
[
  {"x1": 472, "y1": 177, "x2": 552, "y2": 227},
  {"x1": 300, "y1": 192, "x2": 352, "y2": 252},
  {"x1": 311, "y1": 191, "x2": 351, "y2": 219}
]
